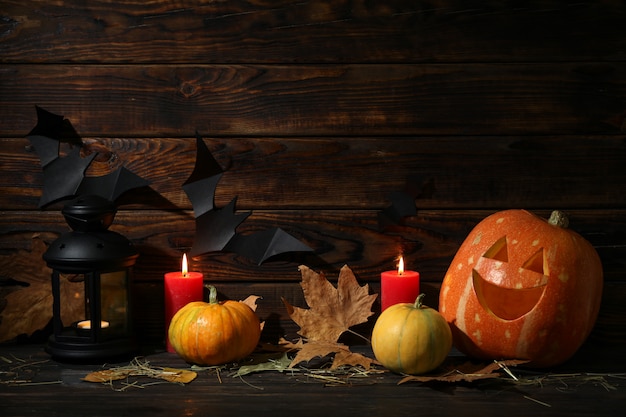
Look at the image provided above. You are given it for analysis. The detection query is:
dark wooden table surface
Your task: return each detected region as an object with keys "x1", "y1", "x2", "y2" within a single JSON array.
[{"x1": 1, "y1": 341, "x2": 624, "y2": 417}]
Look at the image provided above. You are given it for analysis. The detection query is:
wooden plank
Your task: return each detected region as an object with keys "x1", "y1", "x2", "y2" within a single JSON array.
[
  {"x1": 2, "y1": 209, "x2": 624, "y2": 284},
  {"x1": 1, "y1": 1, "x2": 625, "y2": 64},
  {"x1": 1, "y1": 343, "x2": 625, "y2": 417},
  {"x1": 2, "y1": 135, "x2": 626, "y2": 210},
  {"x1": 1, "y1": 64, "x2": 626, "y2": 137}
]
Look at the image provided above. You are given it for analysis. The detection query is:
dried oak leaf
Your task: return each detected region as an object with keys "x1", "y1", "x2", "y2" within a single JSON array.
[
  {"x1": 282, "y1": 265, "x2": 377, "y2": 343},
  {"x1": 0, "y1": 236, "x2": 83, "y2": 342},
  {"x1": 83, "y1": 367, "x2": 197, "y2": 384},
  {"x1": 398, "y1": 359, "x2": 529, "y2": 384},
  {"x1": 83, "y1": 369, "x2": 129, "y2": 383}
]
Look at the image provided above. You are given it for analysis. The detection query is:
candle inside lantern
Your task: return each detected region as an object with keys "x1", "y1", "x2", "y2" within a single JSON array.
[
  {"x1": 381, "y1": 256, "x2": 420, "y2": 312},
  {"x1": 76, "y1": 320, "x2": 110, "y2": 330},
  {"x1": 164, "y1": 253, "x2": 203, "y2": 352}
]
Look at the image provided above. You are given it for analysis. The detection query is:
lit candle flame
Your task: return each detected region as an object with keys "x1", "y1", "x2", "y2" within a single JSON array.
[
  {"x1": 182, "y1": 253, "x2": 188, "y2": 277},
  {"x1": 398, "y1": 256, "x2": 405, "y2": 276}
]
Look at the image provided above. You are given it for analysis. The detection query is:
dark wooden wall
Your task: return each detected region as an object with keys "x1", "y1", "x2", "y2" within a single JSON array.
[{"x1": 1, "y1": 1, "x2": 625, "y2": 348}]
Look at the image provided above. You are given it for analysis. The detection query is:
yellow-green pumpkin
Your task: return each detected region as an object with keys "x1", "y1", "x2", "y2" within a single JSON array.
[
  {"x1": 168, "y1": 285, "x2": 261, "y2": 365},
  {"x1": 371, "y1": 294, "x2": 452, "y2": 374}
]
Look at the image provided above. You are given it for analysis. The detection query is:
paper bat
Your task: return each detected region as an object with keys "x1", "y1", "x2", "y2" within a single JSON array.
[
  {"x1": 378, "y1": 190, "x2": 417, "y2": 227},
  {"x1": 28, "y1": 105, "x2": 82, "y2": 146},
  {"x1": 26, "y1": 106, "x2": 151, "y2": 207},
  {"x1": 377, "y1": 176, "x2": 434, "y2": 229},
  {"x1": 183, "y1": 134, "x2": 313, "y2": 264}
]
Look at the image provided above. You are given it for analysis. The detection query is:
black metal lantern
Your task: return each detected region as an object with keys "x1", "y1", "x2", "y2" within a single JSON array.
[{"x1": 43, "y1": 195, "x2": 138, "y2": 361}]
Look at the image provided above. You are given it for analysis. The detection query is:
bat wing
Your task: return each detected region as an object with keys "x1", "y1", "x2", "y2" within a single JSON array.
[
  {"x1": 27, "y1": 135, "x2": 59, "y2": 168},
  {"x1": 28, "y1": 105, "x2": 82, "y2": 145},
  {"x1": 185, "y1": 132, "x2": 314, "y2": 263},
  {"x1": 188, "y1": 199, "x2": 250, "y2": 257},
  {"x1": 27, "y1": 106, "x2": 151, "y2": 207},
  {"x1": 182, "y1": 134, "x2": 224, "y2": 218},
  {"x1": 224, "y1": 228, "x2": 313, "y2": 265},
  {"x1": 378, "y1": 190, "x2": 417, "y2": 227},
  {"x1": 78, "y1": 166, "x2": 151, "y2": 202},
  {"x1": 38, "y1": 147, "x2": 96, "y2": 208}
]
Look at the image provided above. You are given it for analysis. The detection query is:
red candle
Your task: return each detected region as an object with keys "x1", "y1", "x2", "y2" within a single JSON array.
[
  {"x1": 164, "y1": 253, "x2": 203, "y2": 352},
  {"x1": 381, "y1": 256, "x2": 420, "y2": 312}
]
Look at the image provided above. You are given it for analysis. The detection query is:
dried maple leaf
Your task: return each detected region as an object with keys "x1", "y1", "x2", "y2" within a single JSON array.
[
  {"x1": 398, "y1": 359, "x2": 529, "y2": 384},
  {"x1": 331, "y1": 349, "x2": 379, "y2": 370},
  {"x1": 281, "y1": 265, "x2": 378, "y2": 370},
  {"x1": 281, "y1": 339, "x2": 376, "y2": 370},
  {"x1": 282, "y1": 265, "x2": 377, "y2": 343},
  {"x1": 241, "y1": 295, "x2": 261, "y2": 312},
  {"x1": 0, "y1": 236, "x2": 83, "y2": 342},
  {"x1": 240, "y1": 294, "x2": 265, "y2": 332}
]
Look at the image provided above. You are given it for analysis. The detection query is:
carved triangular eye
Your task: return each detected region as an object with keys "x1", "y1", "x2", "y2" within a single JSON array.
[
  {"x1": 523, "y1": 248, "x2": 546, "y2": 275},
  {"x1": 483, "y1": 236, "x2": 508, "y2": 262}
]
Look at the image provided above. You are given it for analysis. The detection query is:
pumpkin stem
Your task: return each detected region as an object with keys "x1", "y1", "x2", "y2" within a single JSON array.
[
  {"x1": 548, "y1": 210, "x2": 569, "y2": 228},
  {"x1": 345, "y1": 328, "x2": 372, "y2": 345},
  {"x1": 205, "y1": 284, "x2": 219, "y2": 304},
  {"x1": 414, "y1": 293, "x2": 426, "y2": 309}
]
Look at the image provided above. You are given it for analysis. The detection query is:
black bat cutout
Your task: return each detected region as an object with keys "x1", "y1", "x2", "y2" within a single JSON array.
[
  {"x1": 184, "y1": 134, "x2": 313, "y2": 265},
  {"x1": 39, "y1": 146, "x2": 96, "y2": 208},
  {"x1": 189, "y1": 198, "x2": 250, "y2": 257},
  {"x1": 28, "y1": 105, "x2": 82, "y2": 146},
  {"x1": 26, "y1": 106, "x2": 151, "y2": 207},
  {"x1": 77, "y1": 166, "x2": 151, "y2": 203},
  {"x1": 28, "y1": 135, "x2": 63, "y2": 168},
  {"x1": 377, "y1": 174, "x2": 437, "y2": 229},
  {"x1": 378, "y1": 190, "x2": 417, "y2": 228},
  {"x1": 182, "y1": 132, "x2": 224, "y2": 218},
  {"x1": 224, "y1": 228, "x2": 313, "y2": 265}
]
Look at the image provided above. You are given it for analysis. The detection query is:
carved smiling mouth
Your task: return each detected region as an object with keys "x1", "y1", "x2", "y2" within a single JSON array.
[
  {"x1": 472, "y1": 271, "x2": 547, "y2": 320},
  {"x1": 472, "y1": 236, "x2": 548, "y2": 321}
]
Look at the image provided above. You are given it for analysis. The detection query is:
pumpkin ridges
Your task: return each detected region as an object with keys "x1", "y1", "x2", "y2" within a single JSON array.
[
  {"x1": 230, "y1": 302, "x2": 258, "y2": 361},
  {"x1": 424, "y1": 309, "x2": 451, "y2": 369},
  {"x1": 372, "y1": 296, "x2": 452, "y2": 375},
  {"x1": 440, "y1": 209, "x2": 603, "y2": 367},
  {"x1": 393, "y1": 308, "x2": 411, "y2": 373},
  {"x1": 176, "y1": 302, "x2": 206, "y2": 363},
  {"x1": 220, "y1": 302, "x2": 245, "y2": 360},
  {"x1": 196, "y1": 303, "x2": 223, "y2": 361},
  {"x1": 168, "y1": 291, "x2": 261, "y2": 366}
]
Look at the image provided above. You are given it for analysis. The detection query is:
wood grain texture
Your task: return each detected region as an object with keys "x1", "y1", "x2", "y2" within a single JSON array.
[
  {"x1": 1, "y1": 209, "x2": 624, "y2": 284},
  {"x1": 1, "y1": 0, "x2": 625, "y2": 64},
  {"x1": 1, "y1": 343, "x2": 625, "y2": 417},
  {"x1": 2, "y1": 135, "x2": 626, "y2": 210},
  {"x1": 1, "y1": 0, "x2": 625, "y2": 346},
  {"x1": 1, "y1": 64, "x2": 626, "y2": 137}
]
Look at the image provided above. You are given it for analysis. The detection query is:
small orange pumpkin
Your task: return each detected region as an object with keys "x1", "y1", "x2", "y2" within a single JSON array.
[
  {"x1": 371, "y1": 294, "x2": 452, "y2": 375},
  {"x1": 439, "y1": 209, "x2": 603, "y2": 367},
  {"x1": 168, "y1": 285, "x2": 261, "y2": 365}
]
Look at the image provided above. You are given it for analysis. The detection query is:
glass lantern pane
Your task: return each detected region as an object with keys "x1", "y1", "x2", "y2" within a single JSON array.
[
  {"x1": 100, "y1": 270, "x2": 129, "y2": 337},
  {"x1": 59, "y1": 272, "x2": 86, "y2": 328}
]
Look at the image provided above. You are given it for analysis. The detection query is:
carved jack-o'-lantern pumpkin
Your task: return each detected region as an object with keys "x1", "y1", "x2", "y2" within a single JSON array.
[{"x1": 439, "y1": 210, "x2": 603, "y2": 367}]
